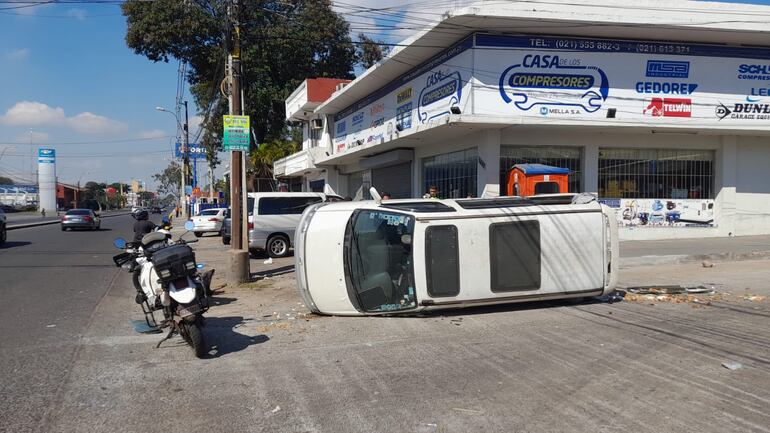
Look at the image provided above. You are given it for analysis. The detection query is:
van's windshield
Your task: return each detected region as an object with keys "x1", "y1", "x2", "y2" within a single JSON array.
[{"x1": 347, "y1": 210, "x2": 416, "y2": 312}]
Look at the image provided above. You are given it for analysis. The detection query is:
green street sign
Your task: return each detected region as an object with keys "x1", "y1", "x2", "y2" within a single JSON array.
[{"x1": 223, "y1": 115, "x2": 250, "y2": 151}]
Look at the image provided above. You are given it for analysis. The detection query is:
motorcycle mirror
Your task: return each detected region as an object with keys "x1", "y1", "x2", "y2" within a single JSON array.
[
  {"x1": 184, "y1": 221, "x2": 195, "y2": 231},
  {"x1": 113, "y1": 237, "x2": 127, "y2": 249}
]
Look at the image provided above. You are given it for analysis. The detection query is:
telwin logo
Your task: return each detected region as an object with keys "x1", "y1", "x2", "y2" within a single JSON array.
[{"x1": 643, "y1": 98, "x2": 692, "y2": 117}]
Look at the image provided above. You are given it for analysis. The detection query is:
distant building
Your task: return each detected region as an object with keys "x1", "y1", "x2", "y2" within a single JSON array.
[
  {"x1": 275, "y1": 0, "x2": 770, "y2": 240},
  {"x1": 0, "y1": 185, "x2": 38, "y2": 207}
]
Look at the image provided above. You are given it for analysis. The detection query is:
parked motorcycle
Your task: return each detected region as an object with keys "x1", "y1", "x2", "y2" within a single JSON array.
[{"x1": 112, "y1": 221, "x2": 214, "y2": 358}]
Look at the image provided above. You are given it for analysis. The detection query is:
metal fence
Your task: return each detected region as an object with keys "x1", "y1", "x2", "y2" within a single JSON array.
[{"x1": 598, "y1": 148, "x2": 715, "y2": 199}]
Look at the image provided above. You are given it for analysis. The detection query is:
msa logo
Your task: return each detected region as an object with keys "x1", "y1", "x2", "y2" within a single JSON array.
[{"x1": 646, "y1": 60, "x2": 690, "y2": 78}]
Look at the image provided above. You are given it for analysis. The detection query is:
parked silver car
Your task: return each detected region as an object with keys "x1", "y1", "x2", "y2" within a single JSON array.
[{"x1": 61, "y1": 209, "x2": 101, "y2": 231}]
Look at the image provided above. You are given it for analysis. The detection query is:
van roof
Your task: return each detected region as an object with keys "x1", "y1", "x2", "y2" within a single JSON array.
[
  {"x1": 247, "y1": 192, "x2": 326, "y2": 198},
  {"x1": 316, "y1": 195, "x2": 600, "y2": 219}
]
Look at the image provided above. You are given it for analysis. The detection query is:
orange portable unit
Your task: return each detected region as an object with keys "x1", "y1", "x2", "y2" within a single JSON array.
[{"x1": 506, "y1": 164, "x2": 569, "y2": 197}]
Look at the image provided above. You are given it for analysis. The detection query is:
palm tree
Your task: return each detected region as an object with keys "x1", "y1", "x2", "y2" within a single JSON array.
[{"x1": 248, "y1": 139, "x2": 298, "y2": 192}]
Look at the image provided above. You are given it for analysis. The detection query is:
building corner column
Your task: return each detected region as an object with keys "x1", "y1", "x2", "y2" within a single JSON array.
[
  {"x1": 582, "y1": 144, "x2": 599, "y2": 194},
  {"x1": 477, "y1": 129, "x2": 501, "y2": 197},
  {"x1": 716, "y1": 136, "x2": 737, "y2": 236}
]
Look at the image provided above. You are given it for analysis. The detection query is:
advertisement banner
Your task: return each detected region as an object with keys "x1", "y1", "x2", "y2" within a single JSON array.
[
  {"x1": 223, "y1": 115, "x2": 250, "y2": 151},
  {"x1": 175, "y1": 142, "x2": 207, "y2": 159},
  {"x1": 600, "y1": 198, "x2": 715, "y2": 228}
]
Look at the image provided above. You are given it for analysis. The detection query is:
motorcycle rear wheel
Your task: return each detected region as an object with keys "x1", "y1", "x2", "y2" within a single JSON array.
[{"x1": 180, "y1": 318, "x2": 206, "y2": 359}]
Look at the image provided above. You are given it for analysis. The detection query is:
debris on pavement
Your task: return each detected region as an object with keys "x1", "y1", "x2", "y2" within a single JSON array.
[
  {"x1": 270, "y1": 405, "x2": 281, "y2": 414},
  {"x1": 722, "y1": 361, "x2": 743, "y2": 371},
  {"x1": 702, "y1": 260, "x2": 715, "y2": 268}
]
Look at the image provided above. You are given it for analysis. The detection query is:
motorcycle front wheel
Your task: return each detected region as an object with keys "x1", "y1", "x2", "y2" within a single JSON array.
[{"x1": 180, "y1": 317, "x2": 206, "y2": 359}]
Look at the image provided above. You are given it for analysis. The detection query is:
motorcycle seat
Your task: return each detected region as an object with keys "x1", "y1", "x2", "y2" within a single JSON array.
[{"x1": 141, "y1": 232, "x2": 167, "y2": 247}]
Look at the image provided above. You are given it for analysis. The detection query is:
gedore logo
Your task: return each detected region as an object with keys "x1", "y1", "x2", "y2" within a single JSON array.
[{"x1": 644, "y1": 98, "x2": 692, "y2": 117}]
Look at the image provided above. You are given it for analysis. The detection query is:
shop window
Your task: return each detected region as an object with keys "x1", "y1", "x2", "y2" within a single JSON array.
[
  {"x1": 500, "y1": 146, "x2": 582, "y2": 195},
  {"x1": 489, "y1": 221, "x2": 541, "y2": 292},
  {"x1": 422, "y1": 148, "x2": 478, "y2": 199},
  {"x1": 598, "y1": 148, "x2": 714, "y2": 199}
]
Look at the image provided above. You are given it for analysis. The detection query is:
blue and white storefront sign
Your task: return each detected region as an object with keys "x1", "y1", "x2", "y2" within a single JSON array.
[{"x1": 331, "y1": 32, "x2": 770, "y2": 155}]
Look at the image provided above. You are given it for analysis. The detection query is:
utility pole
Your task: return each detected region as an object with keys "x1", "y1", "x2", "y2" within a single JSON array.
[
  {"x1": 184, "y1": 100, "x2": 191, "y2": 217},
  {"x1": 226, "y1": 0, "x2": 249, "y2": 283},
  {"x1": 229, "y1": 0, "x2": 243, "y2": 251}
]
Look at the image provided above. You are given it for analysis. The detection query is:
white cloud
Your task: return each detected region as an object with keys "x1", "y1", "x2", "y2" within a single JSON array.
[
  {"x1": 0, "y1": 101, "x2": 126, "y2": 135},
  {"x1": 136, "y1": 129, "x2": 167, "y2": 139},
  {"x1": 15, "y1": 131, "x2": 50, "y2": 143},
  {"x1": 67, "y1": 8, "x2": 87, "y2": 21},
  {"x1": 67, "y1": 112, "x2": 127, "y2": 134},
  {"x1": 5, "y1": 48, "x2": 30, "y2": 61},
  {"x1": 1, "y1": 101, "x2": 65, "y2": 126},
  {"x1": 188, "y1": 115, "x2": 203, "y2": 135}
]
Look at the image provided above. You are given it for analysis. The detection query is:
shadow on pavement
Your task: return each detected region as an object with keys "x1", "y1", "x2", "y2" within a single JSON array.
[
  {"x1": 208, "y1": 296, "x2": 237, "y2": 307},
  {"x1": 252, "y1": 265, "x2": 295, "y2": 279},
  {"x1": 249, "y1": 250, "x2": 295, "y2": 259},
  {"x1": 205, "y1": 316, "x2": 269, "y2": 358},
  {"x1": 0, "y1": 241, "x2": 32, "y2": 249}
]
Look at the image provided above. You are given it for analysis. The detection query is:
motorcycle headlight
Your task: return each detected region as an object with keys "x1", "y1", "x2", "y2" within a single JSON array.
[{"x1": 185, "y1": 261, "x2": 196, "y2": 270}]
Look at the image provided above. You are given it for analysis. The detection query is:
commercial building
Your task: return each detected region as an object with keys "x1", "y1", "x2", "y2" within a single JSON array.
[{"x1": 275, "y1": 0, "x2": 770, "y2": 240}]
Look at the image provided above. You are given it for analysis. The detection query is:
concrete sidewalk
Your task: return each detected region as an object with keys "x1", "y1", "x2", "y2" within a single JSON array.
[{"x1": 620, "y1": 234, "x2": 770, "y2": 267}]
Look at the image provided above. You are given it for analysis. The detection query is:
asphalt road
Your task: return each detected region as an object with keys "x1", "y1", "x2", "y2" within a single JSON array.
[{"x1": 0, "y1": 214, "x2": 156, "y2": 433}]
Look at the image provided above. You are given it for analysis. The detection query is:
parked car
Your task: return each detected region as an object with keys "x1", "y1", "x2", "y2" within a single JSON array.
[
  {"x1": 247, "y1": 192, "x2": 341, "y2": 258},
  {"x1": 1, "y1": 204, "x2": 18, "y2": 213},
  {"x1": 190, "y1": 208, "x2": 228, "y2": 237},
  {"x1": 0, "y1": 206, "x2": 6, "y2": 244},
  {"x1": 61, "y1": 209, "x2": 101, "y2": 231}
]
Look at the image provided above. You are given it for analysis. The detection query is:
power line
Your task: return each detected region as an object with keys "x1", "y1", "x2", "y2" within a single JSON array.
[{"x1": 0, "y1": 135, "x2": 173, "y2": 145}]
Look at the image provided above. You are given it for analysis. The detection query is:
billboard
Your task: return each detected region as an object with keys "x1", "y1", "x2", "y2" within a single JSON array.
[
  {"x1": 175, "y1": 142, "x2": 207, "y2": 159},
  {"x1": 37, "y1": 148, "x2": 56, "y2": 212}
]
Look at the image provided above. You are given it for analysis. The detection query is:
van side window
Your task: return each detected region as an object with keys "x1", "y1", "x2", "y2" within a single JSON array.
[
  {"x1": 258, "y1": 197, "x2": 322, "y2": 215},
  {"x1": 489, "y1": 220, "x2": 541, "y2": 292},
  {"x1": 425, "y1": 225, "x2": 460, "y2": 297}
]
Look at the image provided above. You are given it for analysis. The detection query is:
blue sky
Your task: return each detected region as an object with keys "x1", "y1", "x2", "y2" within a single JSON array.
[{"x1": 1, "y1": 0, "x2": 769, "y2": 189}]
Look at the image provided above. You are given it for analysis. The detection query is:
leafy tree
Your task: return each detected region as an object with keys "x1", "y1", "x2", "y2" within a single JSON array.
[
  {"x1": 152, "y1": 161, "x2": 182, "y2": 197},
  {"x1": 0, "y1": 176, "x2": 14, "y2": 185},
  {"x1": 356, "y1": 33, "x2": 386, "y2": 69},
  {"x1": 122, "y1": 0, "x2": 359, "y2": 169}
]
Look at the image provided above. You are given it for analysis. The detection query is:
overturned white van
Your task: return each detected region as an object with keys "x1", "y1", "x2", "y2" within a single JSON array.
[{"x1": 295, "y1": 194, "x2": 618, "y2": 316}]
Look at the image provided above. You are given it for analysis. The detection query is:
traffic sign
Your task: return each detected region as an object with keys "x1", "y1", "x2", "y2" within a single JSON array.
[{"x1": 223, "y1": 115, "x2": 250, "y2": 151}]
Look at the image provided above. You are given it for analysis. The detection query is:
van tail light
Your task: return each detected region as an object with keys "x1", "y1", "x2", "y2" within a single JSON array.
[
  {"x1": 208, "y1": 218, "x2": 219, "y2": 222},
  {"x1": 248, "y1": 221, "x2": 253, "y2": 230}
]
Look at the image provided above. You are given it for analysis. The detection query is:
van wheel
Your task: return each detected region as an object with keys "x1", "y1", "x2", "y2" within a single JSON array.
[
  {"x1": 194, "y1": 232, "x2": 203, "y2": 238},
  {"x1": 267, "y1": 235, "x2": 289, "y2": 258}
]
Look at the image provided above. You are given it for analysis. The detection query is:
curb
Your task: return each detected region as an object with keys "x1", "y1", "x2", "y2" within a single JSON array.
[
  {"x1": 619, "y1": 250, "x2": 770, "y2": 268},
  {"x1": 7, "y1": 212, "x2": 130, "y2": 231}
]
